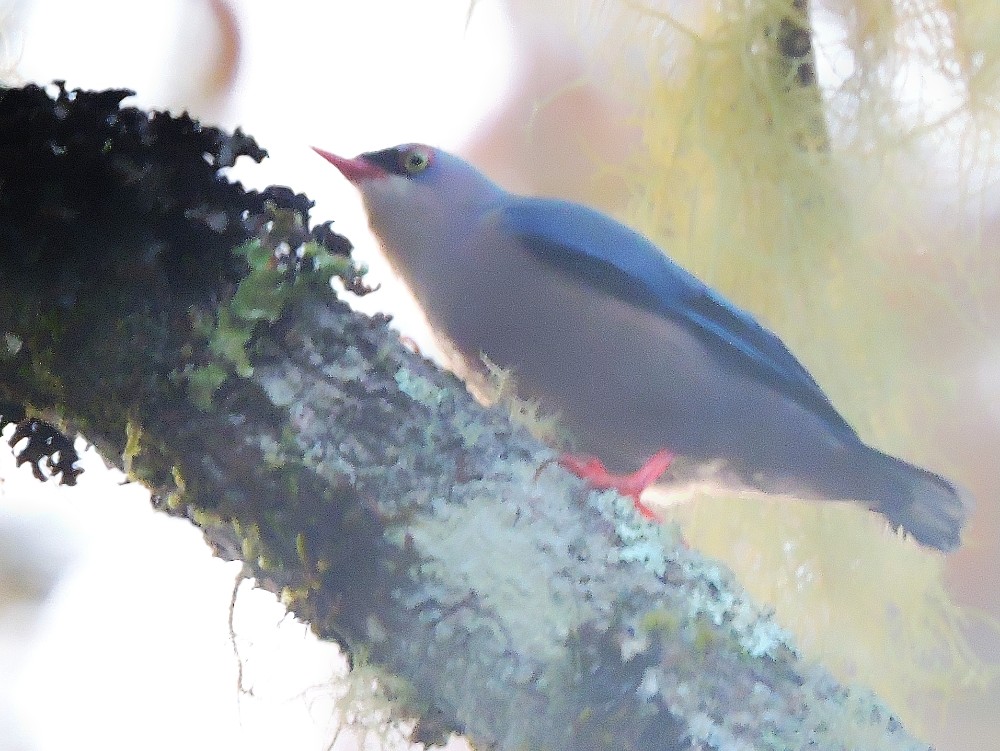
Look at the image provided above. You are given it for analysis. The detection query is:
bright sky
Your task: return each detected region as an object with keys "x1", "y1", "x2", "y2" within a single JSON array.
[{"x1": 1, "y1": 1, "x2": 512, "y2": 749}]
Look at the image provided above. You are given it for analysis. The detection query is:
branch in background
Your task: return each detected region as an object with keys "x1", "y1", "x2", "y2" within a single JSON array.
[
  {"x1": 777, "y1": 0, "x2": 817, "y2": 87},
  {"x1": 773, "y1": 0, "x2": 828, "y2": 149},
  {"x1": 0, "y1": 83, "x2": 929, "y2": 750}
]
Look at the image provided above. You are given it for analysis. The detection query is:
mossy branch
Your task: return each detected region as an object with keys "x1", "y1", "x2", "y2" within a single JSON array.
[{"x1": 0, "y1": 83, "x2": 930, "y2": 750}]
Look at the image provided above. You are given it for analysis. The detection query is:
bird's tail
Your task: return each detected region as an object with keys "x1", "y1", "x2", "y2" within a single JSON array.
[{"x1": 860, "y1": 448, "x2": 971, "y2": 552}]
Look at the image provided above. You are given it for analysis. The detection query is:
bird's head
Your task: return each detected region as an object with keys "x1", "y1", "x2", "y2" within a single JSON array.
[
  {"x1": 312, "y1": 143, "x2": 435, "y2": 184},
  {"x1": 313, "y1": 143, "x2": 505, "y2": 272},
  {"x1": 313, "y1": 143, "x2": 504, "y2": 214}
]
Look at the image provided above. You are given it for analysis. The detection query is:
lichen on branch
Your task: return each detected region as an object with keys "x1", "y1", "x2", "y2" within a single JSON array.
[{"x1": 0, "y1": 82, "x2": 931, "y2": 751}]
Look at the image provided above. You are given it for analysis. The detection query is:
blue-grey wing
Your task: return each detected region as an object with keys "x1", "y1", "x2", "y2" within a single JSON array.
[{"x1": 501, "y1": 196, "x2": 857, "y2": 441}]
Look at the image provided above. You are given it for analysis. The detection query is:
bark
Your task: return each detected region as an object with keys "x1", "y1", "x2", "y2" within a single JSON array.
[{"x1": 0, "y1": 83, "x2": 929, "y2": 750}]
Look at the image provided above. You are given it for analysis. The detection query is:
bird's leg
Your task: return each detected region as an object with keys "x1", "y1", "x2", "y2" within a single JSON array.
[{"x1": 553, "y1": 449, "x2": 674, "y2": 520}]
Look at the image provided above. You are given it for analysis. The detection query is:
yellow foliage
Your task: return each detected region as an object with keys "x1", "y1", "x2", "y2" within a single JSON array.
[{"x1": 523, "y1": 0, "x2": 999, "y2": 742}]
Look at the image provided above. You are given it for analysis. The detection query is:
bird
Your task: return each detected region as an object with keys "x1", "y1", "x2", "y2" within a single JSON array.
[{"x1": 313, "y1": 143, "x2": 970, "y2": 551}]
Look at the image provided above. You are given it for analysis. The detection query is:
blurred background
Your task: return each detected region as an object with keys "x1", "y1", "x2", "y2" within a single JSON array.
[{"x1": 0, "y1": 0, "x2": 997, "y2": 749}]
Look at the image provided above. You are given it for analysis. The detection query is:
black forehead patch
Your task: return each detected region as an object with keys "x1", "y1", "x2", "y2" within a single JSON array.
[{"x1": 361, "y1": 147, "x2": 406, "y2": 177}]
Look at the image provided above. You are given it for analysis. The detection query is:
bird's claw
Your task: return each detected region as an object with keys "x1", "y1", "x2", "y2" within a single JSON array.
[{"x1": 546, "y1": 449, "x2": 674, "y2": 520}]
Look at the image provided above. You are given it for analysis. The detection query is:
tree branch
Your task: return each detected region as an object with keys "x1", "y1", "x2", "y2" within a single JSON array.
[{"x1": 0, "y1": 83, "x2": 928, "y2": 750}]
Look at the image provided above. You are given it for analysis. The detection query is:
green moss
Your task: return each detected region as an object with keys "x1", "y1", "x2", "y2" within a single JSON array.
[
  {"x1": 691, "y1": 620, "x2": 717, "y2": 655},
  {"x1": 639, "y1": 608, "x2": 680, "y2": 636},
  {"x1": 177, "y1": 226, "x2": 363, "y2": 412},
  {"x1": 121, "y1": 418, "x2": 141, "y2": 471},
  {"x1": 280, "y1": 585, "x2": 311, "y2": 609},
  {"x1": 478, "y1": 354, "x2": 567, "y2": 447},
  {"x1": 229, "y1": 266, "x2": 288, "y2": 323},
  {"x1": 184, "y1": 363, "x2": 229, "y2": 411},
  {"x1": 190, "y1": 506, "x2": 223, "y2": 529},
  {"x1": 207, "y1": 307, "x2": 255, "y2": 377},
  {"x1": 165, "y1": 465, "x2": 189, "y2": 510}
]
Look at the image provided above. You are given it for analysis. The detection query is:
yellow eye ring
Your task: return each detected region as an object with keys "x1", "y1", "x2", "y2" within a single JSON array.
[{"x1": 401, "y1": 148, "x2": 430, "y2": 175}]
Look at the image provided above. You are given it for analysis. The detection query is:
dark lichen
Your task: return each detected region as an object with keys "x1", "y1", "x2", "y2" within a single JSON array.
[
  {"x1": 0, "y1": 81, "x2": 360, "y2": 485},
  {"x1": 3, "y1": 413, "x2": 82, "y2": 485}
]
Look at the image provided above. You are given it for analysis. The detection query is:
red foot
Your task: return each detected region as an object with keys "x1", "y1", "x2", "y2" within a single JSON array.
[{"x1": 555, "y1": 449, "x2": 674, "y2": 520}]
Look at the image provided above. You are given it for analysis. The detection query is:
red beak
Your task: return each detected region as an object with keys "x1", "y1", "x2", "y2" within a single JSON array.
[{"x1": 311, "y1": 146, "x2": 386, "y2": 183}]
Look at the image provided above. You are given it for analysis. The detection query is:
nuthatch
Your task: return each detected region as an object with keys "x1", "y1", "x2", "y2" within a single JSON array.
[{"x1": 315, "y1": 143, "x2": 969, "y2": 551}]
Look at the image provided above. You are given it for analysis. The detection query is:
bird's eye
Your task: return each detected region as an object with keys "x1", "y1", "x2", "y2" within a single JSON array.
[{"x1": 401, "y1": 148, "x2": 430, "y2": 175}]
